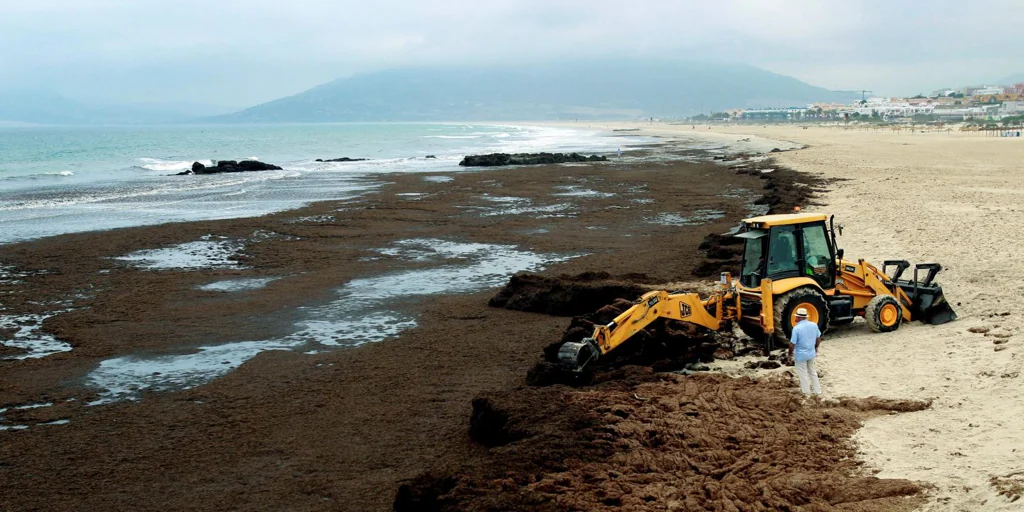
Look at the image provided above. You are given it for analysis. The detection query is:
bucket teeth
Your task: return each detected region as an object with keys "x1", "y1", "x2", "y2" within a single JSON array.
[
  {"x1": 922, "y1": 300, "x2": 958, "y2": 325},
  {"x1": 911, "y1": 284, "x2": 957, "y2": 325}
]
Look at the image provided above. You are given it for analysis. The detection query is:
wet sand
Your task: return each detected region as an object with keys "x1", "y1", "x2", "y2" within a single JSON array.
[{"x1": 1, "y1": 151, "x2": 783, "y2": 510}]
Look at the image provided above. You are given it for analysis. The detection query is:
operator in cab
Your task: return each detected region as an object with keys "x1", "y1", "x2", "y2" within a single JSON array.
[{"x1": 788, "y1": 307, "x2": 822, "y2": 397}]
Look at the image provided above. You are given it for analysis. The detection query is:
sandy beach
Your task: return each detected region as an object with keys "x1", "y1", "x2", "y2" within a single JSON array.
[
  {"x1": 563, "y1": 121, "x2": 1024, "y2": 510},
  {"x1": 754, "y1": 125, "x2": 1024, "y2": 511},
  {"x1": 1, "y1": 124, "x2": 1021, "y2": 510}
]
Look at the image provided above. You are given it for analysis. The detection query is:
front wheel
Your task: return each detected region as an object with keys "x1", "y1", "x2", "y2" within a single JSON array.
[{"x1": 866, "y1": 295, "x2": 903, "y2": 333}]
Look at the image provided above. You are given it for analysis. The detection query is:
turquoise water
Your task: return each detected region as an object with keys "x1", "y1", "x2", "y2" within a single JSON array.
[{"x1": 0, "y1": 123, "x2": 634, "y2": 243}]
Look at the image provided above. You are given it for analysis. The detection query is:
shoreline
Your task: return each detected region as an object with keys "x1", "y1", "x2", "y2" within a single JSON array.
[
  {"x1": 0, "y1": 139, "x2": 795, "y2": 510},
  {"x1": 0, "y1": 123, "x2": 647, "y2": 246},
  {"x1": 4, "y1": 123, "x2": 1015, "y2": 509},
  {"x1": 0, "y1": 140, "x2": 784, "y2": 397}
]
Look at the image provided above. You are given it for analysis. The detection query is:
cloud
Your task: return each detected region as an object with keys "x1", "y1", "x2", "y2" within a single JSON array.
[{"x1": 0, "y1": 0, "x2": 1021, "y2": 106}]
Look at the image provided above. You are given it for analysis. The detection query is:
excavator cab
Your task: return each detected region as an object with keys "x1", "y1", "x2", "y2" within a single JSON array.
[{"x1": 736, "y1": 219, "x2": 836, "y2": 291}]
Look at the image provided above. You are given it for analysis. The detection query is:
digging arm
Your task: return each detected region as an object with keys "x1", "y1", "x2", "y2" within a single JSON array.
[
  {"x1": 591, "y1": 290, "x2": 724, "y2": 354},
  {"x1": 558, "y1": 289, "x2": 726, "y2": 372}
]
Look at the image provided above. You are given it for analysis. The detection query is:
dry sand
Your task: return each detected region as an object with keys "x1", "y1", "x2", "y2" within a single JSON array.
[{"x1": 553, "y1": 121, "x2": 1024, "y2": 511}]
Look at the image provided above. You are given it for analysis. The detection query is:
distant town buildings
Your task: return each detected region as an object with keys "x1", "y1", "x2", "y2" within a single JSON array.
[
  {"x1": 1001, "y1": 101, "x2": 1024, "y2": 115},
  {"x1": 705, "y1": 80, "x2": 1024, "y2": 125},
  {"x1": 973, "y1": 85, "x2": 1006, "y2": 97},
  {"x1": 740, "y1": 108, "x2": 807, "y2": 121}
]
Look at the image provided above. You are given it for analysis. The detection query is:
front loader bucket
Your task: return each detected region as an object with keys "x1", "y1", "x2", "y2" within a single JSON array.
[
  {"x1": 886, "y1": 262, "x2": 958, "y2": 325},
  {"x1": 915, "y1": 285, "x2": 958, "y2": 324}
]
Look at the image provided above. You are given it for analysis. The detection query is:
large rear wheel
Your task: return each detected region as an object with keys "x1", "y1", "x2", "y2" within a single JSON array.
[
  {"x1": 866, "y1": 295, "x2": 903, "y2": 333},
  {"x1": 773, "y1": 287, "x2": 830, "y2": 343}
]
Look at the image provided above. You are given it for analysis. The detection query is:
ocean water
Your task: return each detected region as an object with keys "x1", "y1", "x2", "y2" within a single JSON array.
[
  {"x1": 87, "y1": 238, "x2": 577, "y2": 403},
  {"x1": 0, "y1": 123, "x2": 637, "y2": 244},
  {"x1": 0, "y1": 123, "x2": 789, "y2": 405}
]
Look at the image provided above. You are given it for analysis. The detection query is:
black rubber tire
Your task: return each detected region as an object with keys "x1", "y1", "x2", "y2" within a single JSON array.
[
  {"x1": 773, "y1": 287, "x2": 830, "y2": 344},
  {"x1": 866, "y1": 295, "x2": 903, "y2": 333}
]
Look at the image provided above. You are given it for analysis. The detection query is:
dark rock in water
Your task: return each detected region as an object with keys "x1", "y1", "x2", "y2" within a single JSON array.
[
  {"x1": 425, "y1": 155, "x2": 437, "y2": 159},
  {"x1": 315, "y1": 157, "x2": 368, "y2": 162},
  {"x1": 459, "y1": 152, "x2": 608, "y2": 167},
  {"x1": 178, "y1": 160, "x2": 282, "y2": 175},
  {"x1": 770, "y1": 148, "x2": 783, "y2": 153}
]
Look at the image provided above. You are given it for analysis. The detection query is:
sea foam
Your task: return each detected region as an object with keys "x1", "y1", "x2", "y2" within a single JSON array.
[{"x1": 138, "y1": 158, "x2": 213, "y2": 172}]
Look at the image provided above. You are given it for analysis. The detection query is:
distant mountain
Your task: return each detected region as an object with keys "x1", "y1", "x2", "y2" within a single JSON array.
[
  {"x1": 997, "y1": 73, "x2": 1024, "y2": 85},
  {"x1": 0, "y1": 89, "x2": 88, "y2": 124},
  {"x1": 214, "y1": 61, "x2": 858, "y2": 122},
  {"x1": 0, "y1": 89, "x2": 233, "y2": 125}
]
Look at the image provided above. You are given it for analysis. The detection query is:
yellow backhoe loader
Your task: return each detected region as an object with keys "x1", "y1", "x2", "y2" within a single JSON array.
[{"x1": 558, "y1": 212, "x2": 957, "y2": 372}]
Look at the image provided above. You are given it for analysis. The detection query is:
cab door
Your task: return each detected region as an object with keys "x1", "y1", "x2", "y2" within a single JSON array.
[
  {"x1": 798, "y1": 222, "x2": 836, "y2": 289},
  {"x1": 766, "y1": 225, "x2": 801, "y2": 279}
]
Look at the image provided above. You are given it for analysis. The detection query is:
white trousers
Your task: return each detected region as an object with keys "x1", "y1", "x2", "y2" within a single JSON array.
[{"x1": 794, "y1": 358, "x2": 822, "y2": 396}]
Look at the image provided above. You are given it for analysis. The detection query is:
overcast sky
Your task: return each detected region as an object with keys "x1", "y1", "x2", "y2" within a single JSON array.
[{"x1": 1, "y1": 0, "x2": 1022, "y2": 109}]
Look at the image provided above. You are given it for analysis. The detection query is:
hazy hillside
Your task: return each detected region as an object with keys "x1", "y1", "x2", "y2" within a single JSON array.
[
  {"x1": 0, "y1": 89, "x2": 234, "y2": 125},
  {"x1": 215, "y1": 61, "x2": 857, "y2": 122},
  {"x1": 998, "y1": 73, "x2": 1024, "y2": 84}
]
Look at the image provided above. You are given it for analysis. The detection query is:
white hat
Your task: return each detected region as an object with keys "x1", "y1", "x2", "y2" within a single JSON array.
[{"x1": 795, "y1": 308, "x2": 809, "y2": 318}]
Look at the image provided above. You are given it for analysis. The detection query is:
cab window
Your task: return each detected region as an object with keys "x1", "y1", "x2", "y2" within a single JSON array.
[
  {"x1": 767, "y1": 225, "x2": 799, "y2": 276},
  {"x1": 741, "y1": 236, "x2": 765, "y2": 287}
]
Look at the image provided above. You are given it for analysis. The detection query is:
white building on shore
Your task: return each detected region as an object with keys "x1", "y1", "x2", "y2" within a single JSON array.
[
  {"x1": 971, "y1": 85, "x2": 1005, "y2": 97},
  {"x1": 1000, "y1": 101, "x2": 1024, "y2": 116},
  {"x1": 932, "y1": 105, "x2": 999, "y2": 120},
  {"x1": 847, "y1": 99, "x2": 934, "y2": 118}
]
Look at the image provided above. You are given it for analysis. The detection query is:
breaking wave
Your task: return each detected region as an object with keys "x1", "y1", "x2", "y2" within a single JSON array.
[
  {"x1": 0, "y1": 171, "x2": 74, "y2": 181},
  {"x1": 138, "y1": 158, "x2": 213, "y2": 172}
]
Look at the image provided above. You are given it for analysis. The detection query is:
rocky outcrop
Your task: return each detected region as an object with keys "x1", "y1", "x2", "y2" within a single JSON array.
[
  {"x1": 178, "y1": 160, "x2": 282, "y2": 175},
  {"x1": 315, "y1": 157, "x2": 368, "y2": 162},
  {"x1": 459, "y1": 152, "x2": 608, "y2": 167}
]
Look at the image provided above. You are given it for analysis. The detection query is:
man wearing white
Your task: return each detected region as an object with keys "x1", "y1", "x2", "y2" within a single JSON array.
[{"x1": 788, "y1": 307, "x2": 822, "y2": 396}]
